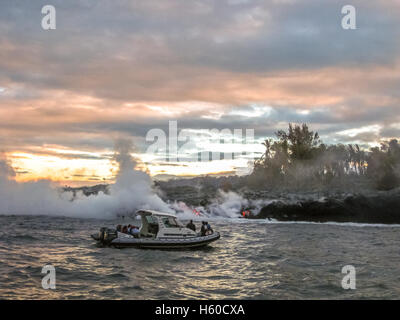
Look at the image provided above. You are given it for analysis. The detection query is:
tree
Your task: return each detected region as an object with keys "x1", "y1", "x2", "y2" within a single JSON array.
[
  {"x1": 276, "y1": 123, "x2": 321, "y2": 161},
  {"x1": 251, "y1": 123, "x2": 400, "y2": 191},
  {"x1": 367, "y1": 139, "x2": 400, "y2": 190}
]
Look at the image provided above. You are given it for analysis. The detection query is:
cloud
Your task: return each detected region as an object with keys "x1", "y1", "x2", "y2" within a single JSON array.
[{"x1": 0, "y1": 0, "x2": 400, "y2": 180}]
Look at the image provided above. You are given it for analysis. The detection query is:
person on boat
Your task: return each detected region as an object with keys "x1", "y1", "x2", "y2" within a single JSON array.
[
  {"x1": 205, "y1": 222, "x2": 213, "y2": 235},
  {"x1": 116, "y1": 225, "x2": 122, "y2": 232},
  {"x1": 200, "y1": 221, "x2": 207, "y2": 236},
  {"x1": 186, "y1": 220, "x2": 196, "y2": 232},
  {"x1": 122, "y1": 225, "x2": 128, "y2": 233},
  {"x1": 129, "y1": 225, "x2": 140, "y2": 237}
]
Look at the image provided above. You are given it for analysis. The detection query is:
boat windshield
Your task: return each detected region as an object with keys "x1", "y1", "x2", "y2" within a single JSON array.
[
  {"x1": 143, "y1": 215, "x2": 159, "y2": 236},
  {"x1": 162, "y1": 217, "x2": 182, "y2": 228},
  {"x1": 145, "y1": 215, "x2": 158, "y2": 224}
]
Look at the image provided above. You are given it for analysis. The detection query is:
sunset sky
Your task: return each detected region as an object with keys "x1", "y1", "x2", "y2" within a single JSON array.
[{"x1": 1, "y1": 0, "x2": 400, "y2": 185}]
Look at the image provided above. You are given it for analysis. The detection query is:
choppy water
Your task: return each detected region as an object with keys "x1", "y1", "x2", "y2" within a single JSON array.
[{"x1": 1, "y1": 215, "x2": 400, "y2": 299}]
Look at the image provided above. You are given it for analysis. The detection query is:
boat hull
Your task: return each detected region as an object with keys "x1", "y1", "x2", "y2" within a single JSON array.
[{"x1": 93, "y1": 232, "x2": 220, "y2": 249}]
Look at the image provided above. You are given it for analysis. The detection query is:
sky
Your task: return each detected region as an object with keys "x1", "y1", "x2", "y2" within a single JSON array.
[{"x1": 1, "y1": 0, "x2": 400, "y2": 185}]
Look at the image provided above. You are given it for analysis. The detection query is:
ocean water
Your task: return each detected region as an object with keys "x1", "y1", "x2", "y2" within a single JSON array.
[{"x1": 1, "y1": 215, "x2": 400, "y2": 299}]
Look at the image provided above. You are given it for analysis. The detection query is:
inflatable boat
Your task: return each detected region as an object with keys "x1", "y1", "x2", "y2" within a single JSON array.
[{"x1": 91, "y1": 209, "x2": 220, "y2": 249}]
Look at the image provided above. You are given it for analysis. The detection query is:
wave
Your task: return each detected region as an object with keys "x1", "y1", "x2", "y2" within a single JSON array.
[{"x1": 263, "y1": 219, "x2": 400, "y2": 228}]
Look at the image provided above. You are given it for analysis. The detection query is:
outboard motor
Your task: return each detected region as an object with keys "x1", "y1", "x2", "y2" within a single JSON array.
[
  {"x1": 98, "y1": 227, "x2": 107, "y2": 242},
  {"x1": 103, "y1": 229, "x2": 117, "y2": 245},
  {"x1": 98, "y1": 227, "x2": 117, "y2": 245}
]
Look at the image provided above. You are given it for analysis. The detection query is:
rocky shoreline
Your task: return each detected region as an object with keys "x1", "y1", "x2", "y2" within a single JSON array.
[
  {"x1": 250, "y1": 191, "x2": 400, "y2": 224},
  {"x1": 61, "y1": 180, "x2": 400, "y2": 224}
]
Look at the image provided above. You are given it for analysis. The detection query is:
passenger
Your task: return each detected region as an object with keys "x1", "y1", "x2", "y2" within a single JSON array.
[
  {"x1": 205, "y1": 222, "x2": 213, "y2": 235},
  {"x1": 127, "y1": 224, "x2": 132, "y2": 233},
  {"x1": 200, "y1": 221, "x2": 207, "y2": 236},
  {"x1": 186, "y1": 220, "x2": 196, "y2": 232},
  {"x1": 130, "y1": 226, "x2": 140, "y2": 238},
  {"x1": 116, "y1": 225, "x2": 122, "y2": 232},
  {"x1": 122, "y1": 225, "x2": 128, "y2": 233}
]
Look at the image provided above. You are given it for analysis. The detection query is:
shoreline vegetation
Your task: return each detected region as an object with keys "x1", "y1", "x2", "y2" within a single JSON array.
[{"x1": 63, "y1": 123, "x2": 400, "y2": 224}]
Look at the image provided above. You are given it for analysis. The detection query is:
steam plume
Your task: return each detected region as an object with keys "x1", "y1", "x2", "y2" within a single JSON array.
[{"x1": 0, "y1": 139, "x2": 171, "y2": 218}]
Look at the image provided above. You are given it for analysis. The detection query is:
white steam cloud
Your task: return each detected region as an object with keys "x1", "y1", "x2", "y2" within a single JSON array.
[
  {"x1": 171, "y1": 190, "x2": 274, "y2": 220},
  {"x1": 0, "y1": 139, "x2": 172, "y2": 218}
]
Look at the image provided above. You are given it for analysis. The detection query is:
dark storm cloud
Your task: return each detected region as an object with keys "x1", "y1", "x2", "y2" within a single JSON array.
[{"x1": 1, "y1": 0, "x2": 400, "y2": 99}]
